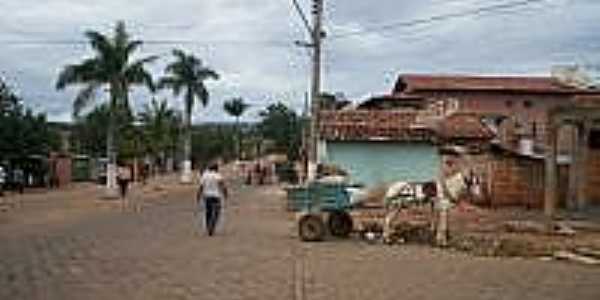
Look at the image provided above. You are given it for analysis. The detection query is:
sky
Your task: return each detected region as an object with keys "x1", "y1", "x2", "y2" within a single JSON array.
[{"x1": 0, "y1": 0, "x2": 599, "y2": 123}]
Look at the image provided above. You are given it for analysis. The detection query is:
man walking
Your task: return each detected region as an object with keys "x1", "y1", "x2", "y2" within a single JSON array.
[
  {"x1": 14, "y1": 167, "x2": 24, "y2": 194},
  {"x1": 117, "y1": 163, "x2": 132, "y2": 199},
  {"x1": 197, "y1": 163, "x2": 228, "y2": 236},
  {"x1": 0, "y1": 165, "x2": 6, "y2": 197}
]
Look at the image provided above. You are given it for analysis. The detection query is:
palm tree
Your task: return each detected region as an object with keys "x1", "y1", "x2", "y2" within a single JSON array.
[
  {"x1": 223, "y1": 97, "x2": 249, "y2": 160},
  {"x1": 138, "y1": 98, "x2": 180, "y2": 172},
  {"x1": 158, "y1": 49, "x2": 219, "y2": 183},
  {"x1": 56, "y1": 21, "x2": 156, "y2": 197}
]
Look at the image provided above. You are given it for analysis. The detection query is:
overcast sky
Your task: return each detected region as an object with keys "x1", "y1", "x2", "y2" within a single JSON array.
[{"x1": 1, "y1": 0, "x2": 599, "y2": 123}]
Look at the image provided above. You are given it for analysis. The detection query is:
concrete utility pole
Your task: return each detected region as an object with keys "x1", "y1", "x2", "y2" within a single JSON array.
[{"x1": 307, "y1": 0, "x2": 324, "y2": 181}]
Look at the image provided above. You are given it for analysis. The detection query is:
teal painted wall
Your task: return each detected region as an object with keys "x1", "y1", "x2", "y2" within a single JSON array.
[{"x1": 324, "y1": 142, "x2": 439, "y2": 186}]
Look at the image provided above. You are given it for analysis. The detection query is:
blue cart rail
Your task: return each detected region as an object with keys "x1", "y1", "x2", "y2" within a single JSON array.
[
  {"x1": 286, "y1": 182, "x2": 355, "y2": 241},
  {"x1": 285, "y1": 182, "x2": 352, "y2": 213}
]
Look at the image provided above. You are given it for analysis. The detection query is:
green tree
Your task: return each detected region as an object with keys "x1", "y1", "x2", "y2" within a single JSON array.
[
  {"x1": 56, "y1": 21, "x2": 156, "y2": 196},
  {"x1": 191, "y1": 124, "x2": 235, "y2": 167},
  {"x1": 223, "y1": 97, "x2": 249, "y2": 159},
  {"x1": 138, "y1": 98, "x2": 180, "y2": 170},
  {"x1": 158, "y1": 49, "x2": 219, "y2": 183},
  {"x1": 0, "y1": 78, "x2": 61, "y2": 162},
  {"x1": 0, "y1": 78, "x2": 21, "y2": 116},
  {"x1": 259, "y1": 102, "x2": 302, "y2": 161}
]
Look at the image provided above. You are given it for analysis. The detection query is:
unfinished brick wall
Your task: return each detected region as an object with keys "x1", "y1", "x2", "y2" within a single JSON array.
[
  {"x1": 408, "y1": 90, "x2": 580, "y2": 150},
  {"x1": 488, "y1": 156, "x2": 570, "y2": 208},
  {"x1": 489, "y1": 157, "x2": 537, "y2": 207},
  {"x1": 585, "y1": 150, "x2": 600, "y2": 204}
]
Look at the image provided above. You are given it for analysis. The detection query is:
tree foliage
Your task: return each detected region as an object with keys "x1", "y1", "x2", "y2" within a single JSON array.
[
  {"x1": 138, "y1": 98, "x2": 181, "y2": 160},
  {"x1": 223, "y1": 97, "x2": 249, "y2": 119},
  {"x1": 0, "y1": 77, "x2": 61, "y2": 161},
  {"x1": 259, "y1": 102, "x2": 303, "y2": 161},
  {"x1": 56, "y1": 21, "x2": 157, "y2": 117},
  {"x1": 223, "y1": 97, "x2": 249, "y2": 159},
  {"x1": 191, "y1": 124, "x2": 235, "y2": 166},
  {"x1": 56, "y1": 21, "x2": 156, "y2": 173},
  {"x1": 159, "y1": 49, "x2": 219, "y2": 169}
]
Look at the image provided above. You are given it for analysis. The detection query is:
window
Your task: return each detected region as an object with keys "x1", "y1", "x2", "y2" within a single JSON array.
[
  {"x1": 589, "y1": 130, "x2": 600, "y2": 149},
  {"x1": 505, "y1": 100, "x2": 514, "y2": 108},
  {"x1": 524, "y1": 100, "x2": 533, "y2": 108}
]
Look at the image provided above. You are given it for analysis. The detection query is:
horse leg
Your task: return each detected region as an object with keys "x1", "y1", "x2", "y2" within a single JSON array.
[{"x1": 383, "y1": 207, "x2": 401, "y2": 244}]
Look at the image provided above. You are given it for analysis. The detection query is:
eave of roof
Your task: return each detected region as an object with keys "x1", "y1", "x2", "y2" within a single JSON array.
[{"x1": 396, "y1": 74, "x2": 600, "y2": 95}]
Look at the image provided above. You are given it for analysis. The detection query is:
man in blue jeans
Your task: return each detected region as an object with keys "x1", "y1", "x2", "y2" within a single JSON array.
[{"x1": 197, "y1": 163, "x2": 228, "y2": 236}]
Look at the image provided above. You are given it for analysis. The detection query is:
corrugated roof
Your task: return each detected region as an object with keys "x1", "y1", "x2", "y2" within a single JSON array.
[{"x1": 395, "y1": 74, "x2": 600, "y2": 94}]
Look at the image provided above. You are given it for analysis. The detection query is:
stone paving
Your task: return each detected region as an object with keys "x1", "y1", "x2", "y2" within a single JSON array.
[{"x1": 0, "y1": 181, "x2": 599, "y2": 300}]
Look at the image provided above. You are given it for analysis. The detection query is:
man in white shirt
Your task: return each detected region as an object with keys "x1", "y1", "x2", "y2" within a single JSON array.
[{"x1": 197, "y1": 163, "x2": 228, "y2": 236}]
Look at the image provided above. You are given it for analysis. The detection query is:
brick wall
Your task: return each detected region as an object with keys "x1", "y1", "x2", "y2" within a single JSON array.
[
  {"x1": 490, "y1": 157, "x2": 538, "y2": 208},
  {"x1": 586, "y1": 150, "x2": 600, "y2": 204},
  {"x1": 49, "y1": 154, "x2": 72, "y2": 187},
  {"x1": 408, "y1": 90, "x2": 578, "y2": 150}
]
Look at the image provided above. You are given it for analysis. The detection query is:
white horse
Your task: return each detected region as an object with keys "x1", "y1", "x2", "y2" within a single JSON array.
[{"x1": 382, "y1": 172, "x2": 467, "y2": 244}]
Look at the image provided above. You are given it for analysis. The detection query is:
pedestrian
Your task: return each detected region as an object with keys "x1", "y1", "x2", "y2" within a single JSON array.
[
  {"x1": 14, "y1": 167, "x2": 24, "y2": 194},
  {"x1": 117, "y1": 164, "x2": 131, "y2": 199},
  {"x1": 142, "y1": 163, "x2": 150, "y2": 185},
  {"x1": 0, "y1": 165, "x2": 6, "y2": 197},
  {"x1": 197, "y1": 162, "x2": 228, "y2": 236}
]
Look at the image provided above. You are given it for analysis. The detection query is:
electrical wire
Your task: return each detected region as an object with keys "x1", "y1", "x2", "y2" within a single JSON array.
[
  {"x1": 0, "y1": 39, "x2": 293, "y2": 47},
  {"x1": 328, "y1": 0, "x2": 547, "y2": 40}
]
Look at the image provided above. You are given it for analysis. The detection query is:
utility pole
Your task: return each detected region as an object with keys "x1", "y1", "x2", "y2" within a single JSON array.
[{"x1": 307, "y1": 0, "x2": 323, "y2": 181}]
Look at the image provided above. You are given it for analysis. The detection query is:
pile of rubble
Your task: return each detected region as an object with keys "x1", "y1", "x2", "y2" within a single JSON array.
[{"x1": 446, "y1": 203, "x2": 600, "y2": 265}]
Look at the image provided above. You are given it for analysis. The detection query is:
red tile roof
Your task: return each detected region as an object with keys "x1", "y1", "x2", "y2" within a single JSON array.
[
  {"x1": 319, "y1": 110, "x2": 434, "y2": 141},
  {"x1": 395, "y1": 74, "x2": 600, "y2": 94},
  {"x1": 433, "y1": 113, "x2": 495, "y2": 141}
]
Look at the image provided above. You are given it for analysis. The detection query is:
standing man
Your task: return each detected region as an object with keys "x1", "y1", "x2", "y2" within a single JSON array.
[
  {"x1": 14, "y1": 167, "x2": 25, "y2": 194},
  {"x1": 197, "y1": 162, "x2": 228, "y2": 236},
  {"x1": 0, "y1": 164, "x2": 6, "y2": 197}
]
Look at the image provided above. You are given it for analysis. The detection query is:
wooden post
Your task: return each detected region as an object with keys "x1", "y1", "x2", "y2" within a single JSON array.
[
  {"x1": 544, "y1": 123, "x2": 557, "y2": 227},
  {"x1": 577, "y1": 120, "x2": 590, "y2": 211},
  {"x1": 567, "y1": 124, "x2": 580, "y2": 210}
]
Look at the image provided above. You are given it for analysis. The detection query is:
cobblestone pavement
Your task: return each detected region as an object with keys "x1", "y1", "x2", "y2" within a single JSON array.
[{"x1": 1, "y1": 183, "x2": 599, "y2": 300}]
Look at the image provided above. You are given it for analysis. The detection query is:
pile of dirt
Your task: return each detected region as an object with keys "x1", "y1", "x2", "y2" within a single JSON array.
[
  {"x1": 387, "y1": 221, "x2": 434, "y2": 245},
  {"x1": 451, "y1": 233, "x2": 537, "y2": 257}
]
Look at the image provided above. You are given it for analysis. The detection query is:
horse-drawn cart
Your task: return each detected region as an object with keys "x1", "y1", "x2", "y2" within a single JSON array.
[
  {"x1": 286, "y1": 181, "x2": 437, "y2": 242},
  {"x1": 286, "y1": 182, "x2": 354, "y2": 241}
]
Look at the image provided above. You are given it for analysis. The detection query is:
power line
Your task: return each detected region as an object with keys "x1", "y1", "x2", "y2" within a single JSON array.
[
  {"x1": 329, "y1": 0, "x2": 547, "y2": 39},
  {"x1": 0, "y1": 39, "x2": 293, "y2": 47},
  {"x1": 291, "y1": 0, "x2": 312, "y2": 36}
]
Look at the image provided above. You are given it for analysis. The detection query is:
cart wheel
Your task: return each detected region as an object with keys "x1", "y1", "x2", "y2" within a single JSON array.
[
  {"x1": 328, "y1": 212, "x2": 353, "y2": 238},
  {"x1": 299, "y1": 215, "x2": 326, "y2": 242}
]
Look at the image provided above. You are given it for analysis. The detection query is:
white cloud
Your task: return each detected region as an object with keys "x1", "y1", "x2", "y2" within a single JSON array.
[{"x1": 0, "y1": 0, "x2": 599, "y2": 122}]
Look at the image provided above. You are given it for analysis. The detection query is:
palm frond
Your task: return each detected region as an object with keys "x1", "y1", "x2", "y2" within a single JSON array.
[
  {"x1": 84, "y1": 30, "x2": 112, "y2": 57},
  {"x1": 56, "y1": 58, "x2": 104, "y2": 90},
  {"x1": 157, "y1": 76, "x2": 184, "y2": 97},
  {"x1": 194, "y1": 84, "x2": 210, "y2": 107},
  {"x1": 172, "y1": 49, "x2": 187, "y2": 62},
  {"x1": 224, "y1": 97, "x2": 250, "y2": 118},
  {"x1": 196, "y1": 68, "x2": 219, "y2": 81},
  {"x1": 73, "y1": 82, "x2": 101, "y2": 117},
  {"x1": 125, "y1": 40, "x2": 143, "y2": 57},
  {"x1": 125, "y1": 56, "x2": 158, "y2": 92},
  {"x1": 164, "y1": 60, "x2": 188, "y2": 78},
  {"x1": 114, "y1": 21, "x2": 129, "y2": 50}
]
